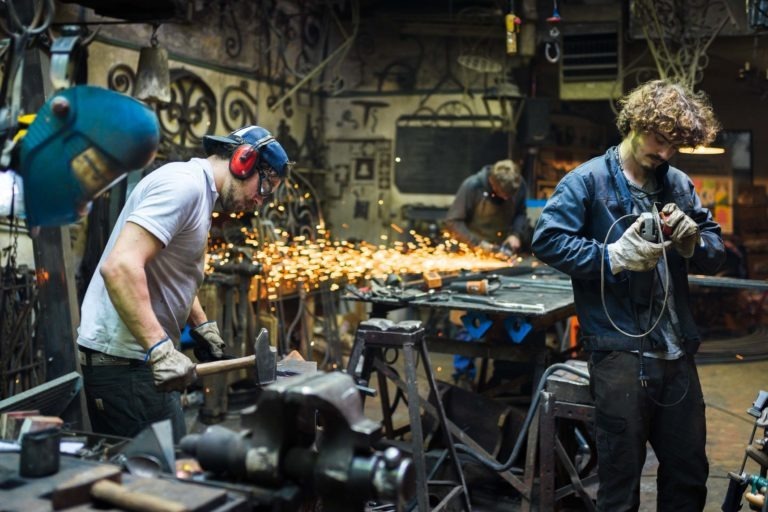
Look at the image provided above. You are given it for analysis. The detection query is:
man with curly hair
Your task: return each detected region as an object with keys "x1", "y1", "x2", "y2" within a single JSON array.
[{"x1": 532, "y1": 80, "x2": 724, "y2": 511}]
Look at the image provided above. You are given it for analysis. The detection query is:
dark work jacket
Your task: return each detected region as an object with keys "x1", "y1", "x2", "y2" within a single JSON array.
[
  {"x1": 531, "y1": 147, "x2": 725, "y2": 355},
  {"x1": 444, "y1": 166, "x2": 531, "y2": 248}
]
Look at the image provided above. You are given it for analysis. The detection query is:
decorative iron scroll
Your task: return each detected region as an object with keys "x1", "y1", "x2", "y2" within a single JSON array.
[
  {"x1": 0, "y1": 264, "x2": 41, "y2": 399},
  {"x1": 221, "y1": 80, "x2": 258, "y2": 132},
  {"x1": 157, "y1": 68, "x2": 218, "y2": 152},
  {"x1": 259, "y1": 170, "x2": 323, "y2": 241},
  {"x1": 107, "y1": 64, "x2": 135, "y2": 95},
  {"x1": 219, "y1": 3, "x2": 243, "y2": 59},
  {"x1": 632, "y1": 0, "x2": 735, "y2": 89},
  {"x1": 105, "y1": 62, "x2": 323, "y2": 242}
]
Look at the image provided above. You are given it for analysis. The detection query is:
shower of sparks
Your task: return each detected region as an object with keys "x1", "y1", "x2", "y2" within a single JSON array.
[{"x1": 207, "y1": 225, "x2": 517, "y2": 298}]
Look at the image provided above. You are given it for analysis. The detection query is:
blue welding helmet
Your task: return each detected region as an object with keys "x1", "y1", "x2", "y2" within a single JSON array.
[
  {"x1": 19, "y1": 85, "x2": 159, "y2": 227},
  {"x1": 203, "y1": 125, "x2": 292, "y2": 179}
]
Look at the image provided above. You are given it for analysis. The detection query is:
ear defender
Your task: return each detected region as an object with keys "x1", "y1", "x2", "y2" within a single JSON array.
[{"x1": 229, "y1": 144, "x2": 259, "y2": 179}]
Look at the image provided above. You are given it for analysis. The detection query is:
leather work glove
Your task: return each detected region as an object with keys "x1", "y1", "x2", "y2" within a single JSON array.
[
  {"x1": 607, "y1": 217, "x2": 671, "y2": 274},
  {"x1": 661, "y1": 203, "x2": 700, "y2": 258},
  {"x1": 478, "y1": 240, "x2": 500, "y2": 254},
  {"x1": 190, "y1": 321, "x2": 226, "y2": 362},
  {"x1": 502, "y1": 234, "x2": 521, "y2": 255},
  {"x1": 146, "y1": 338, "x2": 197, "y2": 392}
]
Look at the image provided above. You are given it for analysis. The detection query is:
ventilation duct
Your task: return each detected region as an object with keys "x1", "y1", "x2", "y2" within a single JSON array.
[{"x1": 559, "y1": 22, "x2": 621, "y2": 100}]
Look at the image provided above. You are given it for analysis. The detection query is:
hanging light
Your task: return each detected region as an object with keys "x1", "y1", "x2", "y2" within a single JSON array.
[
  {"x1": 678, "y1": 146, "x2": 726, "y2": 155},
  {"x1": 134, "y1": 25, "x2": 171, "y2": 104}
]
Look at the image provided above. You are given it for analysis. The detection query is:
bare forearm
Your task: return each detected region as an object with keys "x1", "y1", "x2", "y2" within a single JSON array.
[
  {"x1": 187, "y1": 296, "x2": 207, "y2": 327},
  {"x1": 101, "y1": 262, "x2": 166, "y2": 350}
]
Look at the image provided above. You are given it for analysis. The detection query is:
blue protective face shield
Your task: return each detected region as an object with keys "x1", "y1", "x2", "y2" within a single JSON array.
[{"x1": 18, "y1": 85, "x2": 159, "y2": 227}]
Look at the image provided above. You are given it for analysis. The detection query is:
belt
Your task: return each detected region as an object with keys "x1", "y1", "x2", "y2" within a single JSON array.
[{"x1": 78, "y1": 348, "x2": 143, "y2": 367}]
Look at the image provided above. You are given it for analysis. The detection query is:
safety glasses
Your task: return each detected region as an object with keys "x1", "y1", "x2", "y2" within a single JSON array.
[{"x1": 257, "y1": 166, "x2": 282, "y2": 197}]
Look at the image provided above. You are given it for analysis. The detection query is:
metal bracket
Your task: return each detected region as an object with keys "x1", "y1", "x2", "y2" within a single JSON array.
[{"x1": 50, "y1": 27, "x2": 82, "y2": 91}]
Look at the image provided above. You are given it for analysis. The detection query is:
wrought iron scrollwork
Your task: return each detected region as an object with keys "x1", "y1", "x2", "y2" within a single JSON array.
[
  {"x1": 156, "y1": 68, "x2": 217, "y2": 155},
  {"x1": 107, "y1": 63, "x2": 135, "y2": 95},
  {"x1": 221, "y1": 80, "x2": 258, "y2": 132},
  {"x1": 259, "y1": 170, "x2": 323, "y2": 241},
  {"x1": 219, "y1": 1, "x2": 243, "y2": 59}
]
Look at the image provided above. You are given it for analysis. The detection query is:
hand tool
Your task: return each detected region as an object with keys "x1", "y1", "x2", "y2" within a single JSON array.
[
  {"x1": 52, "y1": 464, "x2": 188, "y2": 512},
  {"x1": 194, "y1": 327, "x2": 274, "y2": 380}
]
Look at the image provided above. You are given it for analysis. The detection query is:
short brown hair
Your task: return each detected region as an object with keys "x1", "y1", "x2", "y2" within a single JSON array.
[
  {"x1": 490, "y1": 159, "x2": 522, "y2": 197},
  {"x1": 616, "y1": 79, "x2": 720, "y2": 147}
]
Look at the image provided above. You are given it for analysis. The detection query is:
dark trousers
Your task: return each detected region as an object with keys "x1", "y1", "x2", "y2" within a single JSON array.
[
  {"x1": 82, "y1": 364, "x2": 186, "y2": 443},
  {"x1": 588, "y1": 351, "x2": 707, "y2": 512}
]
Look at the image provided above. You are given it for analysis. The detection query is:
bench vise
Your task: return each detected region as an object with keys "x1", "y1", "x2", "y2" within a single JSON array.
[{"x1": 180, "y1": 371, "x2": 414, "y2": 511}]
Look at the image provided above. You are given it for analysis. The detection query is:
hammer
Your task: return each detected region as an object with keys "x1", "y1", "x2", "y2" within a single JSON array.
[
  {"x1": 52, "y1": 464, "x2": 188, "y2": 512},
  {"x1": 195, "y1": 328, "x2": 276, "y2": 385}
]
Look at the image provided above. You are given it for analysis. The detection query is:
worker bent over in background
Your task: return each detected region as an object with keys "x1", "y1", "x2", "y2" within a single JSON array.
[{"x1": 445, "y1": 159, "x2": 532, "y2": 387}]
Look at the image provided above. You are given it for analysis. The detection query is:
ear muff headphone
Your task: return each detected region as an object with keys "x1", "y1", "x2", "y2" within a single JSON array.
[{"x1": 228, "y1": 135, "x2": 276, "y2": 180}]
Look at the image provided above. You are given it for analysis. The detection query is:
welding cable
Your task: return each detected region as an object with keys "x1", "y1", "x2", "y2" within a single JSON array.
[
  {"x1": 599, "y1": 213, "x2": 671, "y2": 339},
  {"x1": 454, "y1": 362, "x2": 589, "y2": 472}
]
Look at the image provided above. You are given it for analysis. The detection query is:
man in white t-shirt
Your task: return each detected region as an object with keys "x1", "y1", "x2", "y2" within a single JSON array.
[{"x1": 77, "y1": 125, "x2": 291, "y2": 441}]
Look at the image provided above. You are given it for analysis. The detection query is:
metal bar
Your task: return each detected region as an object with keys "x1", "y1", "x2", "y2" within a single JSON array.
[
  {"x1": 502, "y1": 277, "x2": 573, "y2": 291},
  {"x1": 402, "y1": 341, "x2": 429, "y2": 512},
  {"x1": 374, "y1": 355, "x2": 395, "y2": 438},
  {"x1": 688, "y1": 274, "x2": 768, "y2": 291},
  {"x1": 539, "y1": 392, "x2": 557, "y2": 512},
  {"x1": 520, "y1": 407, "x2": 540, "y2": 512},
  {"x1": 419, "y1": 340, "x2": 472, "y2": 511},
  {"x1": 554, "y1": 437, "x2": 597, "y2": 511},
  {"x1": 374, "y1": 360, "x2": 530, "y2": 494}
]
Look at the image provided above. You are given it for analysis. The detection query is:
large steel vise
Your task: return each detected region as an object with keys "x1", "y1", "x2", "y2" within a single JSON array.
[{"x1": 180, "y1": 371, "x2": 414, "y2": 511}]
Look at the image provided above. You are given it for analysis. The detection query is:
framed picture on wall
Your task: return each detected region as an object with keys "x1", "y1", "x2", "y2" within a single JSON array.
[{"x1": 354, "y1": 157, "x2": 375, "y2": 181}]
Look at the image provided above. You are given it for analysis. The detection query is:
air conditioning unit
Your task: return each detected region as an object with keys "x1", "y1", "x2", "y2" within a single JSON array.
[{"x1": 559, "y1": 22, "x2": 622, "y2": 100}]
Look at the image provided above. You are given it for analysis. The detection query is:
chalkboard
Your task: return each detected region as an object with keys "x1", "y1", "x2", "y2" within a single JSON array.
[{"x1": 394, "y1": 126, "x2": 509, "y2": 195}]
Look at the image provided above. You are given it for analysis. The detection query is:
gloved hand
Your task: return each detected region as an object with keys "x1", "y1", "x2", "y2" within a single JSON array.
[
  {"x1": 607, "y1": 217, "x2": 671, "y2": 274},
  {"x1": 478, "y1": 241, "x2": 501, "y2": 254},
  {"x1": 661, "y1": 203, "x2": 700, "y2": 258},
  {"x1": 502, "y1": 234, "x2": 521, "y2": 255},
  {"x1": 190, "y1": 321, "x2": 226, "y2": 362},
  {"x1": 146, "y1": 338, "x2": 197, "y2": 392}
]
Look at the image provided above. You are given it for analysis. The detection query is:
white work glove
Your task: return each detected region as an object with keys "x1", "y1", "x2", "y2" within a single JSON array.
[
  {"x1": 145, "y1": 337, "x2": 197, "y2": 392},
  {"x1": 661, "y1": 203, "x2": 700, "y2": 258},
  {"x1": 190, "y1": 321, "x2": 226, "y2": 361},
  {"x1": 607, "y1": 217, "x2": 671, "y2": 274}
]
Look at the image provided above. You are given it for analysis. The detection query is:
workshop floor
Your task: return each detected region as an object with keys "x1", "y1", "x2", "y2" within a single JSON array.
[
  {"x1": 186, "y1": 355, "x2": 767, "y2": 511},
  {"x1": 356, "y1": 354, "x2": 766, "y2": 512}
]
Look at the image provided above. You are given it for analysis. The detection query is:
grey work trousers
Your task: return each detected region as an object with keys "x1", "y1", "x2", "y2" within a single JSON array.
[
  {"x1": 588, "y1": 351, "x2": 707, "y2": 512},
  {"x1": 81, "y1": 362, "x2": 186, "y2": 443}
]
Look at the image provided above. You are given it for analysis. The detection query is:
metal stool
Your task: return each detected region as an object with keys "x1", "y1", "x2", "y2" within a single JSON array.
[
  {"x1": 539, "y1": 360, "x2": 597, "y2": 511},
  {"x1": 347, "y1": 318, "x2": 471, "y2": 511}
]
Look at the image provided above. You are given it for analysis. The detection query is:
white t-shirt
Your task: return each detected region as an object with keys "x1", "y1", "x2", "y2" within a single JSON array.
[{"x1": 77, "y1": 158, "x2": 218, "y2": 360}]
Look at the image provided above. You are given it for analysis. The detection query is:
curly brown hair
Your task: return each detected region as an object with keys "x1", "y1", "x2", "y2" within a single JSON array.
[{"x1": 616, "y1": 79, "x2": 720, "y2": 147}]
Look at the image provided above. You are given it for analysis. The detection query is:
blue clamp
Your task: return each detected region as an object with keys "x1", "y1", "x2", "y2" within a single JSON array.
[
  {"x1": 461, "y1": 312, "x2": 493, "y2": 339},
  {"x1": 504, "y1": 316, "x2": 532, "y2": 344}
]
